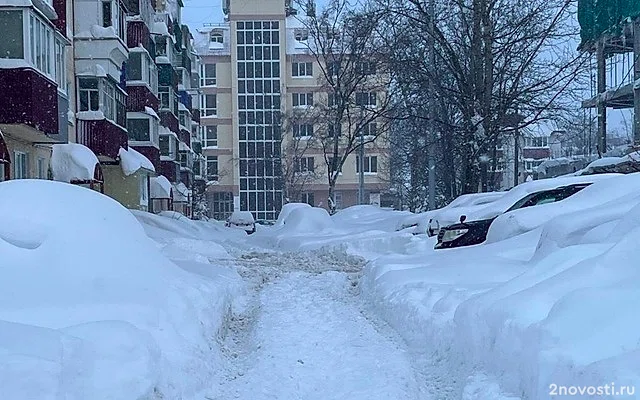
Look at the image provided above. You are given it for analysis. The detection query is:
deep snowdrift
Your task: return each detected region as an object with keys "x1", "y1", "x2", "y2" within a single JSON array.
[
  {"x1": 251, "y1": 177, "x2": 640, "y2": 398},
  {"x1": 0, "y1": 180, "x2": 242, "y2": 399}
]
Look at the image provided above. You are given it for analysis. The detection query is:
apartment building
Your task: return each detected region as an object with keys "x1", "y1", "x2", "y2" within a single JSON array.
[
  {"x1": 0, "y1": 0, "x2": 73, "y2": 181},
  {"x1": 194, "y1": 0, "x2": 390, "y2": 221}
]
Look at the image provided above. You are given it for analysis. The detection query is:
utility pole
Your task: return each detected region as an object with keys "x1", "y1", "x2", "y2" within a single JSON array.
[
  {"x1": 513, "y1": 105, "x2": 519, "y2": 188},
  {"x1": 513, "y1": 124, "x2": 519, "y2": 187},
  {"x1": 596, "y1": 39, "x2": 607, "y2": 156},
  {"x1": 427, "y1": 0, "x2": 436, "y2": 209},
  {"x1": 358, "y1": 124, "x2": 365, "y2": 204}
]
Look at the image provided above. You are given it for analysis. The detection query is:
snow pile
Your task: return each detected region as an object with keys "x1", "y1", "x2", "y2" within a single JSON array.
[
  {"x1": 361, "y1": 174, "x2": 640, "y2": 398},
  {"x1": 275, "y1": 206, "x2": 334, "y2": 234},
  {"x1": 0, "y1": 180, "x2": 241, "y2": 399},
  {"x1": 118, "y1": 147, "x2": 155, "y2": 176},
  {"x1": 89, "y1": 25, "x2": 117, "y2": 38},
  {"x1": 51, "y1": 143, "x2": 99, "y2": 183},
  {"x1": 274, "y1": 202, "x2": 311, "y2": 226},
  {"x1": 487, "y1": 173, "x2": 640, "y2": 243}
]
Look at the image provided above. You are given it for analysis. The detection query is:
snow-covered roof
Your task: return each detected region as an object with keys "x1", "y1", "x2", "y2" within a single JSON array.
[
  {"x1": 152, "y1": 21, "x2": 170, "y2": 36},
  {"x1": 150, "y1": 175, "x2": 172, "y2": 198},
  {"x1": 172, "y1": 182, "x2": 191, "y2": 202},
  {"x1": 179, "y1": 141, "x2": 191, "y2": 152},
  {"x1": 144, "y1": 106, "x2": 159, "y2": 120},
  {"x1": 118, "y1": 147, "x2": 155, "y2": 176},
  {"x1": 159, "y1": 125, "x2": 179, "y2": 139},
  {"x1": 50, "y1": 143, "x2": 99, "y2": 183}
]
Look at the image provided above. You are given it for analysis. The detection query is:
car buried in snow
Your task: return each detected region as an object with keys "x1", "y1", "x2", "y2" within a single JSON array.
[
  {"x1": 225, "y1": 211, "x2": 256, "y2": 234},
  {"x1": 433, "y1": 173, "x2": 622, "y2": 249}
]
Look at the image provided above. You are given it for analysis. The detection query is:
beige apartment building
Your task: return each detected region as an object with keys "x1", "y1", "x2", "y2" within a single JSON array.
[{"x1": 194, "y1": 0, "x2": 390, "y2": 221}]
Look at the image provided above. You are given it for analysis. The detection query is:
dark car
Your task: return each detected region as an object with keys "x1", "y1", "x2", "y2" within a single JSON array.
[{"x1": 435, "y1": 184, "x2": 590, "y2": 249}]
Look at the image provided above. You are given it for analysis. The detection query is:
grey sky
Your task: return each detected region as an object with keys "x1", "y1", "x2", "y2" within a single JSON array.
[{"x1": 182, "y1": 0, "x2": 329, "y2": 32}]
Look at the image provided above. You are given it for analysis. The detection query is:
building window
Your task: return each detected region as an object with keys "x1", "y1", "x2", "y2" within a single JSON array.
[
  {"x1": 127, "y1": 51, "x2": 158, "y2": 93},
  {"x1": 355, "y1": 92, "x2": 377, "y2": 107},
  {"x1": 327, "y1": 61, "x2": 341, "y2": 76},
  {"x1": 159, "y1": 135, "x2": 177, "y2": 159},
  {"x1": 292, "y1": 62, "x2": 313, "y2": 77},
  {"x1": 159, "y1": 86, "x2": 177, "y2": 114},
  {"x1": 327, "y1": 123, "x2": 340, "y2": 138},
  {"x1": 360, "y1": 122, "x2": 377, "y2": 137},
  {"x1": 203, "y1": 126, "x2": 218, "y2": 148},
  {"x1": 211, "y1": 191, "x2": 233, "y2": 220},
  {"x1": 13, "y1": 151, "x2": 28, "y2": 179},
  {"x1": 295, "y1": 157, "x2": 314, "y2": 173},
  {"x1": 525, "y1": 136, "x2": 549, "y2": 148},
  {"x1": 102, "y1": 0, "x2": 126, "y2": 41},
  {"x1": 78, "y1": 77, "x2": 100, "y2": 111},
  {"x1": 294, "y1": 28, "x2": 309, "y2": 41},
  {"x1": 292, "y1": 92, "x2": 313, "y2": 107},
  {"x1": 206, "y1": 155, "x2": 218, "y2": 181},
  {"x1": 179, "y1": 111, "x2": 191, "y2": 128},
  {"x1": 300, "y1": 192, "x2": 314, "y2": 206},
  {"x1": 201, "y1": 94, "x2": 217, "y2": 117},
  {"x1": 210, "y1": 30, "x2": 224, "y2": 44},
  {"x1": 0, "y1": 11, "x2": 24, "y2": 59},
  {"x1": 37, "y1": 157, "x2": 47, "y2": 179},
  {"x1": 28, "y1": 13, "x2": 55, "y2": 77},
  {"x1": 200, "y1": 63, "x2": 216, "y2": 86},
  {"x1": 54, "y1": 39, "x2": 66, "y2": 93},
  {"x1": 78, "y1": 77, "x2": 125, "y2": 126},
  {"x1": 179, "y1": 151, "x2": 193, "y2": 169},
  {"x1": 128, "y1": 118, "x2": 151, "y2": 141},
  {"x1": 293, "y1": 123, "x2": 313, "y2": 138},
  {"x1": 356, "y1": 155, "x2": 378, "y2": 174},
  {"x1": 356, "y1": 61, "x2": 377, "y2": 75}
]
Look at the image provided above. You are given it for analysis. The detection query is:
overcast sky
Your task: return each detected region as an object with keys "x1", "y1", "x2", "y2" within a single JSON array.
[{"x1": 182, "y1": 0, "x2": 329, "y2": 31}]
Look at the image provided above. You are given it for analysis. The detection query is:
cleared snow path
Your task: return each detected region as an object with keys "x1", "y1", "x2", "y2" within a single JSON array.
[{"x1": 203, "y1": 250, "x2": 423, "y2": 400}]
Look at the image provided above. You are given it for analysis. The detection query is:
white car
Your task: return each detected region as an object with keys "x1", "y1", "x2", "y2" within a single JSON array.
[
  {"x1": 424, "y1": 192, "x2": 505, "y2": 236},
  {"x1": 225, "y1": 211, "x2": 256, "y2": 234},
  {"x1": 427, "y1": 174, "x2": 621, "y2": 236}
]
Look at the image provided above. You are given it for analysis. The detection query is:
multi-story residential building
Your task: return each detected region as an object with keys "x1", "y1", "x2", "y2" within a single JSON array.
[
  {"x1": 490, "y1": 122, "x2": 567, "y2": 189},
  {"x1": 194, "y1": 0, "x2": 391, "y2": 220},
  {"x1": 578, "y1": 1, "x2": 639, "y2": 150},
  {"x1": 0, "y1": 0, "x2": 72, "y2": 181}
]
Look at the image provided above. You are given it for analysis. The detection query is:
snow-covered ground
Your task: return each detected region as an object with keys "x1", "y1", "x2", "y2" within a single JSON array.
[{"x1": 3, "y1": 175, "x2": 640, "y2": 399}]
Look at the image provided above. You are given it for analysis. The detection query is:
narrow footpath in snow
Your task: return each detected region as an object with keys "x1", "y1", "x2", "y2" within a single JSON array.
[{"x1": 202, "y1": 250, "x2": 424, "y2": 400}]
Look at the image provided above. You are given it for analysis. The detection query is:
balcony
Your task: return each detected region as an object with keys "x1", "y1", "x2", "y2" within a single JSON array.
[
  {"x1": 132, "y1": 145, "x2": 161, "y2": 172},
  {"x1": 160, "y1": 160, "x2": 179, "y2": 182},
  {"x1": 0, "y1": 68, "x2": 59, "y2": 136},
  {"x1": 77, "y1": 119, "x2": 128, "y2": 160},
  {"x1": 127, "y1": 85, "x2": 159, "y2": 112},
  {"x1": 160, "y1": 111, "x2": 179, "y2": 134},
  {"x1": 127, "y1": 20, "x2": 153, "y2": 55}
]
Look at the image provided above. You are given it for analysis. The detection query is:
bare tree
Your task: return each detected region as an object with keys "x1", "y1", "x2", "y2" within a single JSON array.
[
  {"x1": 382, "y1": 0, "x2": 588, "y2": 197},
  {"x1": 279, "y1": 107, "x2": 324, "y2": 204},
  {"x1": 291, "y1": 0, "x2": 397, "y2": 213}
]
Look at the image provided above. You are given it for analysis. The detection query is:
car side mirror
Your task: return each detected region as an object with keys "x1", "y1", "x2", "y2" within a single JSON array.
[{"x1": 460, "y1": 215, "x2": 467, "y2": 223}]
